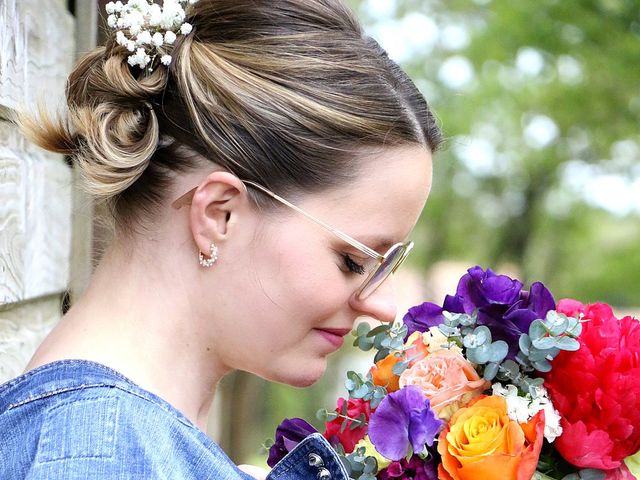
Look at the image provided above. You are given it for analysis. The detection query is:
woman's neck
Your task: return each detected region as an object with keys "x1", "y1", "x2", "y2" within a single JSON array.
[{"x1": 26, "y1": 240, "x2": 229, "y2": 431}]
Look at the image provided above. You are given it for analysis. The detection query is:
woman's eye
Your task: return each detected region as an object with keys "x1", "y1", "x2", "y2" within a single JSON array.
[{"x1": 342, "y1": 254, "x2": 366, "y2": 275}]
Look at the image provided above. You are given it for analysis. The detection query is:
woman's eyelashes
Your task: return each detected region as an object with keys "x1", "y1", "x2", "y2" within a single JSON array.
[{"x1": 342, "y1": 254, "x2": 366, "y2": 275}]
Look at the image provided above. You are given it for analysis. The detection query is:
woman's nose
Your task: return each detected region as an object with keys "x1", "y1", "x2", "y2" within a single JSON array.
[{"x1": 349, "y1": 277, "x2": 398, "y2": 323}]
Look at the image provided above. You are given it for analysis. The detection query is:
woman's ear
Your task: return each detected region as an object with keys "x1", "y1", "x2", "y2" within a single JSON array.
[{"x1": 188, "y1": 172, "x2": 249, "y2": 257}]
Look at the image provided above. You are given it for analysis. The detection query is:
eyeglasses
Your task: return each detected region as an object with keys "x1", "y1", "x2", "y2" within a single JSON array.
[{"x1": 172, "y1": 178, "x2": 414, "y2": 300}]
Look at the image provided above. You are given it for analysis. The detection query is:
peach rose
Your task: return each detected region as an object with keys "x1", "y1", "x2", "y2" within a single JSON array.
[
  {"x1": 437, "y1": 395, "x2": 544, "y2": 480},
  {"x1": 399, "y1": 349, "x2": 489, "y2": 420}
]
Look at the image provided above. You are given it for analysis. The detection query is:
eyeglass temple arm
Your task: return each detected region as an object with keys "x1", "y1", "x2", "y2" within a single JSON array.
[
  {"x1": 170, "y1": 181, "x2": 383, "y2": 261},
  {"x1": 241, "y1": 180, "x2": 384, "y2": 261}
]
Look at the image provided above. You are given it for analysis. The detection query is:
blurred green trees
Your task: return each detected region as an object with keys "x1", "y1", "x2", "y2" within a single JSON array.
[{"x1": 348, "y1": 0, "x2": 640, "y2": 305}]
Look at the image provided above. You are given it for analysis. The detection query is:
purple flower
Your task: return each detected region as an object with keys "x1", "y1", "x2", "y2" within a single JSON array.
[
  {"x1": 476, "y1": 280, "x2": 556, "y2": 359},
  {"x1": 403, "y1": 295, "x2": 464, "y2": 338},
  {"x1": 368, "y1": 386, "x2": 443, "y2": 461},
  {"x1": 456, "y1": 266, "x2": 523, "y2": 311},
  {"x1": 378, "y1": 453, "x2": 439, "y2": 480},
  {"x1": 267, "y1": 418, "x2": 317, "y2": 467}
]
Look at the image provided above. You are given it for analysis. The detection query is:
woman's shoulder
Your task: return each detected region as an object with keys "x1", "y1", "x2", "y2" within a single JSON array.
[{"x1": 0, "y1": 359, "x2": 253, "y2": 479}]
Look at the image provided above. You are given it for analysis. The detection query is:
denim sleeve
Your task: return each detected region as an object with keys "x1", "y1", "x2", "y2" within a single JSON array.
[{"x1": 266, "y1": 433, "x2": 350, "y2": 480}]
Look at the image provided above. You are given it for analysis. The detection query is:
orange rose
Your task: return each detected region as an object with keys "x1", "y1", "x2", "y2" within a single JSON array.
[
  {"x1": 399, "y1": 350, "x2": 489, "y2": 420},
  {"x1": 370, "y1": 354, "x2": 401, "y2": 392},
  {"x1": 437, "y1": 395, "x2": 544, "y2": 480}
]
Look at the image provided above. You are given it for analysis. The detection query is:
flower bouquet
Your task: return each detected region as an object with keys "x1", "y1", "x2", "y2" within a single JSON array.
[{"x1": 267, "y1": 266, "x2": 640, "y2": 480}]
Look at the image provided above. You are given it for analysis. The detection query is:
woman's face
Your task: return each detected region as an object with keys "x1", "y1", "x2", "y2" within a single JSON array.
[{"x1": 204, "y1": 145, "x2": 433, "y2": 386}]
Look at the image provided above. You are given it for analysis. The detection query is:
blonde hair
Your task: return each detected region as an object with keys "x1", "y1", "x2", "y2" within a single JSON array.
[{"x1": 21, "y1": 0, "x2": 442, "y2": 237}]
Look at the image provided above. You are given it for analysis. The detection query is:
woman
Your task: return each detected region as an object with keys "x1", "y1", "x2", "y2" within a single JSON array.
[{"x1": 0, "y1": 0, "x2": 442, "y2": 478}]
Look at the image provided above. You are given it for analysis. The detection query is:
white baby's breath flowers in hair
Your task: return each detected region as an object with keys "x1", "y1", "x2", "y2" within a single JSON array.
[{"x1": 105, "y1": 0, "x2": 198, "y2": 70}]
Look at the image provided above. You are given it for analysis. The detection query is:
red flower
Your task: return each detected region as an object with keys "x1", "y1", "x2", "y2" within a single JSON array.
[
  {"x1": 323, "y1": 397, "x2": 373, "y2": 453},
  {"x1": 544, "y1": 300, "x2": 640, "y2": 470}
]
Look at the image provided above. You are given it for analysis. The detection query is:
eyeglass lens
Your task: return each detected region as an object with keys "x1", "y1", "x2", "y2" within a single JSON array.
[{"x1": 357, "y1": 243, "x2": 410, "y2": 300}]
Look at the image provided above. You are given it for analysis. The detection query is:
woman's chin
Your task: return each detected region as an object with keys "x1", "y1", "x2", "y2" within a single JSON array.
[{"x1": 266, "y1": 358, "x2": 327, "y2": 387}]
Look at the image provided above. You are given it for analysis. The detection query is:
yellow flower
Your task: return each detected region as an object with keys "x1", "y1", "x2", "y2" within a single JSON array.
[
  {"x1": 353, "y1": 435, "x2": 391, "y2": 470},
  {"x1": 437, "y1": 395, "x2": 544, "y2": 480},
  {"x1": 625, "y1": 450, "x2": 640, "y2": 479}
]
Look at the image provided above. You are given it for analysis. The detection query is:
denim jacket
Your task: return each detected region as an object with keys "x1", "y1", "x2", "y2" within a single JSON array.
[{"x1": 0, "y1": 360, "x2": 349, "y2": 480}]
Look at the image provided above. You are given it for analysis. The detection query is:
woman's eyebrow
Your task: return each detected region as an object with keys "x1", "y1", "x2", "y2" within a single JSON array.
[{"x1": 352, "y1": 234, "x2": 397, "y2": 252}]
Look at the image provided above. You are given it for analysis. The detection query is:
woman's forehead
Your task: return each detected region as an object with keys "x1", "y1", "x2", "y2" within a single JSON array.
[{"x1": 299, "y1": 145, "x2": 433, "y2": 242}]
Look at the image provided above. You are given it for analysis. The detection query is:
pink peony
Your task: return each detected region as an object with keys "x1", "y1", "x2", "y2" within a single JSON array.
[{"x1": 544, "y1": 300, "x2": 640, "y2": 471}]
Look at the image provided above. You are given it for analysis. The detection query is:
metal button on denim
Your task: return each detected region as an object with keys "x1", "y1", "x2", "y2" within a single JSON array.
[
  {"x1": 317, "y1": 467, "x2": 331, "y2": 479},
  {"x1": 308, "y1": 452, "x2": 324, "y2": 467}
]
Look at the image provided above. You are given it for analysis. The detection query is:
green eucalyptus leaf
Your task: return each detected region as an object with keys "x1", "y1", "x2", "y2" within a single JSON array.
[
  {"x1": 458, "y1": 313, "x2": 476, "y2": 327},
  {"x1": 374, "y1": 348, "x2": 390, "y2": 363},
  {"x1": 363, "y1": 456, "x2": 378, "y2": 474},
  {"x1": 340, "y1": 418, "x2": 349, "y2": 433},
  {"x1": 356, "y1": 322, "x2": 371, "y2": 337},
  {"x1": 339, "y1": 456, "x2": 351, "y2": 475},
  {"x1": 561, "y1": 474, "x2": 580, "y2": 480},
  {"x1": 546, "y1": 312, "x2": 569, "y2": 336},
  {"x1": 532, "y1": 359, "x2": 552, "y2": 372},
  {"x1": 392, "y1": 361, "x2": 409, "y2": 376},
  {"x1": 391, "y1": 337, "x2": 405, "y2": 350},
  {"x1": 555, "y1": 335, "x2": 581, "y2": 351},
  {"x1": 578, "y1": 469, "x2": 606, "y2": 480},
  {"x1": 531, "y1": 336, "x2": 556, "y2": 350},
  {"x1": 527, "y1": 347, "x2": 551, "y2": 362},
  {"x1": 472, "y1": 343, "x2": 491, "y2": 363},
  {"x1": 367, "y1": 324, "x2": 390, "y2": 337},
  {"x1": 529, "y1": 320, "x2": 548, "y2": 340},
  {"x1": 353, "y1": 385, "x2": 370, "y2": 398},
  {"x1": 489, "y1": 340, "x2": 508, "y2": 363},
  {"x1": 473, "y1": 325, "x2": 491, "y2": 344},
  {"x1": 519, "y1": 334, "x2": 531, "y2": 355},
  {"x1": 483, "y1": 361, "x2": 499, "y2": 380}
]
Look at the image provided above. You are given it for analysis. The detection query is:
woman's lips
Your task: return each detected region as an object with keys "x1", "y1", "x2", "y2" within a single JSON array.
[{"x1": 315, "y1": 328, "x2": 351, "y2": 349}]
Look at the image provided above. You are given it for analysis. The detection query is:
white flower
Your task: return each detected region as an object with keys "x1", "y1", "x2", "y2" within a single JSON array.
[
  {"x1": 491, "y1": 382, "x2": 563, "y2": 443},
  {"x1": 128, "y1": 47, "x2": 150, "y2": 68},
  {"x1": 115, "y1": 30, "x2": 128, "y2": 46},
  {"x1": 151, "y1": 32, "x2": 164, "y2": 47},
  {"x1": 148, "y1": 3, "x2": 162, "y2": 26},
  {"x1": 164, "y1": 30, "x2": 177, "y2": 44},
  {"x1": 136, "y1": 30, "x2": 152, "y2": 45},
  {"x1": 106, "y1": 0, "x2": 195, "y2": 70},
  {"x1": 128, "y1": 0, "x2": 149, "y2": 12}
]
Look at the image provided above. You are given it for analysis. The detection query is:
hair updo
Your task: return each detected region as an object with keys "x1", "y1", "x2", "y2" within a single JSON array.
[{"x1": 21, "y1": 0, "x2": 442, "y2": 237}]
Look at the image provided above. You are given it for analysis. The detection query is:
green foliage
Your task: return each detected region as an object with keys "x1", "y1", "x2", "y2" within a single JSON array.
[
  {"x1": 353, "y1": 321, "x2": 408, "y2": 363},
  {"x1": 341, "y1": 447, "x2": 379, "y2": 480}
]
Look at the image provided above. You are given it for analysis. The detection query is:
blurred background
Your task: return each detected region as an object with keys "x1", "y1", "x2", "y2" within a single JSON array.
[{"x1": 217, "y1": 0, "x2": 640, "y2": 467}]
